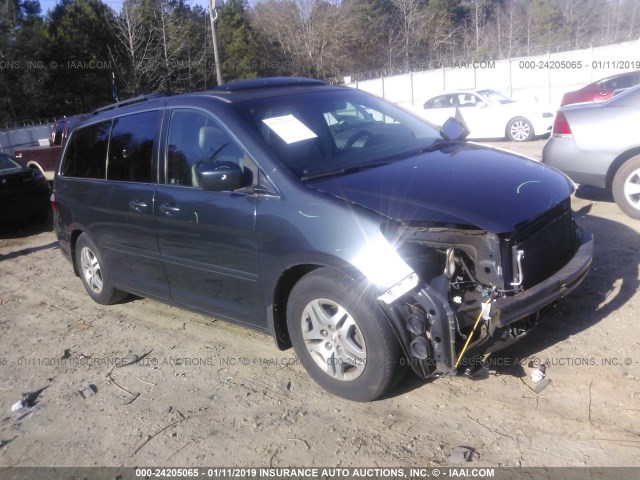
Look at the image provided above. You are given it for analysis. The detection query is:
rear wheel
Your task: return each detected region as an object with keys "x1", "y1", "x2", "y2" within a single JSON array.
[
  {"x1": 287, "y1": 268, "x2": 401, "y2": 401},
  {"x1": 612, "y1": 155, "x2": 640, "y2": 219},
  {"x1": 506, "y1": 117, "x2": 534, "y2": 142},
  {"x1": 75, "y1": 233, "x2": 127, "y2": 304}
]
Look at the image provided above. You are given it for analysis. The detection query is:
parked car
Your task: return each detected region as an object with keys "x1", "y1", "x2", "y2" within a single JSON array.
[
  {"x1": 414, "y1": 89, "x2": 554, "y2": 142},
  {"x1": 560, "y1": 71, "x2": 640, "y2": 106},
  {"x1": 0, "y1": 152, "x2": 50, "y2": 224},
  {"x1": 53, "y1": 78, "x2": 592, "y2": 401},
  {"x1": 543, "y1": 84, "x2": 640, "y2": 219},
  {"x1": 14, "y1": 114, "x2": 87, "y2": 181}
]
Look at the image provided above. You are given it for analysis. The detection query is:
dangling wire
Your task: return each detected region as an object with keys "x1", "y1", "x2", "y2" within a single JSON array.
[{"x1": 454, "y1": 292, "x2": 494, "y2": 369}]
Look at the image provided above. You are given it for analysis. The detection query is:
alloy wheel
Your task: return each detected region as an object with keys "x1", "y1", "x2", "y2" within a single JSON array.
[
  {"x1": 300, "y1": 298, "x2": 367, "y2": 381},
  {"x1": 80, "y1": 246, "x2": 103, "y2": 294}
]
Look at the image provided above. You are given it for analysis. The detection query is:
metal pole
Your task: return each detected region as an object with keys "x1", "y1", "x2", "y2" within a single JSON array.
[{"x1": 209, "y1": 0, "x2": 223, "y2": 85}]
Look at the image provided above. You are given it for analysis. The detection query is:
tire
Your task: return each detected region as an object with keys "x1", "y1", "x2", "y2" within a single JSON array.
[
  {"x1": 612, "y1": 155, "x2": 640, "y2": 219},
  {"x1": 287, "y1": 268, "x2": 401, "y2": 401},
  {"x1": 75, "y1": 233, "x2": 127, "y2": 305},
  {"x1": 506, "y1": 117, "x2": 534, "y2": 142}
]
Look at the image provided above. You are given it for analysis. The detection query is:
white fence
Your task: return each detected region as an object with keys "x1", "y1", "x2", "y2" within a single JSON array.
[
  {"x1": 0, "y1": 124, "x2": 53, "y2": 156},
  {"x1": 346, "y1": 38, "x2": 640, "y2": 109}
]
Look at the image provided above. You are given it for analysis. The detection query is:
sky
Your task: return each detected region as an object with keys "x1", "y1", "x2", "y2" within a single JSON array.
[{"x1": 37, "y1": 0, "x2": 213, "y2": 14}]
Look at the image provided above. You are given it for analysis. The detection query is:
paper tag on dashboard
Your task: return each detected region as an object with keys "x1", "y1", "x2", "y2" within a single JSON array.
[{"x1": 262, "y1": 114, "x2": 318, "y2": 144}]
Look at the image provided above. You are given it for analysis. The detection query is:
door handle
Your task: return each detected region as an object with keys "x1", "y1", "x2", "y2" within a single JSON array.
[
  {"x1": 159, "y1": 203, "x2": 181, "y2": 215},
  {"x1": 129, "y1": 199, "x2": 149, "y2": 212}
]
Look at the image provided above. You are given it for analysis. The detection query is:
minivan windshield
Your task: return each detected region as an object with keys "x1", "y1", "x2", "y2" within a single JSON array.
[{"x1": 232, "y1": 89, "x2": 443, "y2": 180}]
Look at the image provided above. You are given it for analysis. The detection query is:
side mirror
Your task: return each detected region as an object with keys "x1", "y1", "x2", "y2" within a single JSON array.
[
  {"x1": 197, "y1": 161, "x2": 244, "y2": 192},
  {"x1": 440, "y1": 117, "x2": 469, "y2": 141},
  {"x1": 476, "y1": 101, "x2": 487, "y2": 108}
]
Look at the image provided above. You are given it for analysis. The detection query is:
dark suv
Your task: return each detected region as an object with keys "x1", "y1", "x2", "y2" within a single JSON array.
[{"x1": 53, "y1": 78, "x2": 593, "y2": 401}]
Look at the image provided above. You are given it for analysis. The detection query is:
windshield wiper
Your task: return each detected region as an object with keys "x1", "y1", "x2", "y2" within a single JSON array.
[
  {"x1": 301, "y1": 161, "x2": 391, "y2": 182},
  {"x1": 397, "y1": 139, "x2": 461, "y2": 159}
]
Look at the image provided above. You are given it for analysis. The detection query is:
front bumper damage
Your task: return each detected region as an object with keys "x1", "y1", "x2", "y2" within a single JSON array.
[{"x1": 379, "y1": 231, "x2": 594, "y2": 379}]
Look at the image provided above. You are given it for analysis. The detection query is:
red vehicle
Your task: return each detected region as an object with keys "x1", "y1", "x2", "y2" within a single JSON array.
[
  {"x1": 14, "y1": 114, "x2": 87, "y2": 180},
  {"x1": 560, "y1": 71, "x2": 640, "y2": 106}
]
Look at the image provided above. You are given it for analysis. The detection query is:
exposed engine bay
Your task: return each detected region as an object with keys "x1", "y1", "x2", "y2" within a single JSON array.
[{"x1": 381, "y1": 199, "x2": 591, "y2": 379}]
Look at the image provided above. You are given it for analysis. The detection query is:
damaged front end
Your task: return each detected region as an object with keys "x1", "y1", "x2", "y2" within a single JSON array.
[{"x1": 377, "y1": 199, "x2": 594, "y2": 379}]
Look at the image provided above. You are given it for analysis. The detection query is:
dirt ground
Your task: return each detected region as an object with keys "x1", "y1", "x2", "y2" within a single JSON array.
[{"x1": 1, "y1": 140, "x2": 639, "y2": 469}]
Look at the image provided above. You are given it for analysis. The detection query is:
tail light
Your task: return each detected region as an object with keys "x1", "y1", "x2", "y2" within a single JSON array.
[
  {"x1": 552, "y1": 112, "x2": 572, "y2": 138},
  {"x1": 50, "y1": 191, "x2": 57, "y2": 212}
]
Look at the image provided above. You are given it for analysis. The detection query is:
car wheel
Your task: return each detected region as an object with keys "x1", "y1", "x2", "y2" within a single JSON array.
[
  {"x1": 75, "y1": 233, "x2": 127, "y2": 305},
  {"x1": 507, "y1": 117, "x2": 534, "y2": 142},
  {"x1": 287, "y1": 268, "x2": 401, "y2": 401},
  {"x1": 612, "y1": 155, "x2": 640, "y2": 219}
]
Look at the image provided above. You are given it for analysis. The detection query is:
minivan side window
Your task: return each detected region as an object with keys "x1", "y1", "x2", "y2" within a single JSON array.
[
  {"x1": 61, "y1": 120, "x2": 111, "y2": 179},
  {"x1": 107, "y1": 110, "x2": 160, "y2": 183},
  {"x1": 166, "y1": 109, "x2": 245, "y2": 188}
]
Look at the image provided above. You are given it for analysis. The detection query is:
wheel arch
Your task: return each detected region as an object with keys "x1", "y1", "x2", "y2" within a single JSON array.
[
  {"x1": 606, "y1": 147, "x2": 640, "y2": 189},
  {"x1": 26, "y1": 161, "x2": 46, "y2": 177},
  {"x1": 270, "y1": 264, "x2": 323, "y2": 350},
  {"x1": 69, "y1": 229, "x2": 85, "y2": 277},
  {"x1": 270, "y1": 262, "x2": 366, "y2": 350}
]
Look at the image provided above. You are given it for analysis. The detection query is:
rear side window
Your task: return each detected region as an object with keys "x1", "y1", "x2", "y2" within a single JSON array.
[
  {"x1": 108, "y1": 110, "x2": 160, "y2": 183},
  {"x1": 601, "y1": 74, "x2": 639, "y2": 90},
  {"x1": 61, "y1": 120, "x2": 111, "y2": 179}
]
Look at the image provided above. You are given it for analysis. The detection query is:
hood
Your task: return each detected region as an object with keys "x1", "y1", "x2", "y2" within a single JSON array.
[{"x1": 312, "y1": 143, "x2": 573, "y2": 233}]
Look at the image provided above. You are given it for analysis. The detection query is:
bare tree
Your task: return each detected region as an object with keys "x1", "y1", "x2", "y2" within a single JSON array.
[
  {"x1": 391, "y1": 0, "x2": 427, "y2": 71},
  {"x1": 150, "y1": 0, "x2": 193, "y2": 93},
  {"x1": 110, "y1": 0, "x2": 155, "y2": 95},
  {"x1": 251, "y1": 0, "x2": 348, "y2": 78},
  {"x1": 423, "y1": 0, "x2": 460, "y2": 64}
]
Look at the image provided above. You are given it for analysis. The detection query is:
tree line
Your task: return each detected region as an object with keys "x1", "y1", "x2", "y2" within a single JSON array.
[{"x1": 1, "y1": 0, "x2": 639, "y2": 126}]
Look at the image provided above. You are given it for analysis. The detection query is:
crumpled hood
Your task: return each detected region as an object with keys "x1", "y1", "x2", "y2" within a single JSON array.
[{"x1": 312, "y1": 143, "x2": 573, "y2": 233}]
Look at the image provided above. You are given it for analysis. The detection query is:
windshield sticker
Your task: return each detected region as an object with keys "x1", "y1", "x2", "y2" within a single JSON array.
[{"x1": 262, "y1": 114, "x2": 318, "y2": 144}]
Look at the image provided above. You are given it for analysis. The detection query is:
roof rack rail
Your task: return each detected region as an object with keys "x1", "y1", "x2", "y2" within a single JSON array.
[
  {"x1": 92, "y1": 93, "x2": 165, "y2": 115},
  {"x1": 212, "y1": 77, "x2": 325, "y2": 92}
]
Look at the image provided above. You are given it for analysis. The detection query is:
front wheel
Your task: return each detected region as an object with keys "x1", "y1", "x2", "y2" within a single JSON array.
[
  {"x1": 506, "y1": 117, "x2": 534, "y2": 142},
  {"x1": 612, "y1": 155, "x2": 640, "y2": 219},
  {"x1": 287, "y1": 268, "x2": 402, "y2": 401},
  {"x1": 75, "y1": 233, "x2": 127, "y2": 305}
]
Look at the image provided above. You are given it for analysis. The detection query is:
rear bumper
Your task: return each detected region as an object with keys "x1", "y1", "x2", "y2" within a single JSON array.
[
  {"x1": 542, "y1": 138, "x2": 611, "y2": 188},
  {"x1": 531, "y1": 116, "x2": 554, "y2": 137},
  {"x1": 492, "y1": 231, "x2": 593, "y2": 328},
  {"x1": 0, "y1": 191, "x2": 50, "y2": 223}
]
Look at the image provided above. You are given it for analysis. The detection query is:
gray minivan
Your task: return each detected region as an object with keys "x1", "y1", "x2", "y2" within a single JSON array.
[{"x1": 53, "y1": 78, "x2": 593, "y2": 401}]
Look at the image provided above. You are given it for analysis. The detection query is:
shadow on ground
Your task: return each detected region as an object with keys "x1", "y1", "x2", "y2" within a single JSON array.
[{"x1": 0, "y1": 211, "x2": 53, "y2": 240}]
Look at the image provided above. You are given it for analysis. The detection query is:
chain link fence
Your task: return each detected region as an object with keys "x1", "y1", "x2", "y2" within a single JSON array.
[{"x1": 346, "y1": 38, "x2": 640, "y2": 108}]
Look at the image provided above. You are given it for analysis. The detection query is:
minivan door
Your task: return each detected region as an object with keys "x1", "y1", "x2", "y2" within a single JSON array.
[
  {"x1": 155, "y1": 108, "x2": 264, "y2": 326},
  {"x1": 100, "y1": 110, "x2": 169, "y2": 298},
  {"x1": 57, "y1": 112, "x2": 170, "y2": 299}
]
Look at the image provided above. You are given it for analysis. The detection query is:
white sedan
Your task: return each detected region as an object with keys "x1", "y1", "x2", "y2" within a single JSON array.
[{"x1": 414, "y1": 89, "x2": 555, "y2": 142}]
